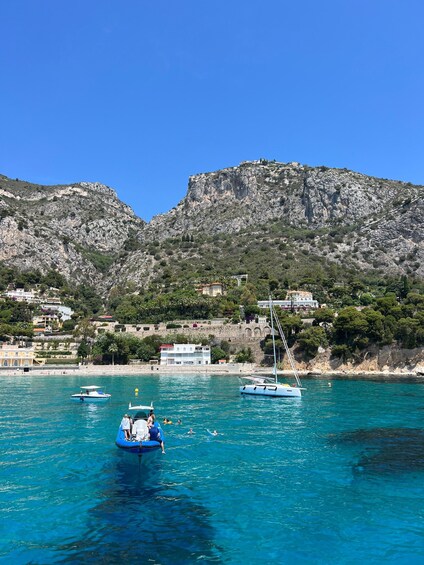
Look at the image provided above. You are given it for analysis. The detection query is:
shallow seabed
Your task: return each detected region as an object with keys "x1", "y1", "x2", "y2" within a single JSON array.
[{"x1": 1, "y1": 375, "x2": 424, "y2": 564}]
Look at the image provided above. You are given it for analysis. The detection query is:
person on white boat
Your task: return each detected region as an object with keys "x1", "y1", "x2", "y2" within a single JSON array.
[{"x1": 121, "y1": 414, "x2": 131, "y2": 441}]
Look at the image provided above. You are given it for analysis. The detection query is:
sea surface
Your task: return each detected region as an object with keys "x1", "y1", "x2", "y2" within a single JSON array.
[{"x1": 1, "y1": 374, "x2": 424, "y2": 564}]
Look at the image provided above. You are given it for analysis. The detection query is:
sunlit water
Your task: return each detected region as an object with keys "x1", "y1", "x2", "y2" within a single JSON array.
[{"x1": 1, "y1": 374, "x2": 424, "y2": 564}]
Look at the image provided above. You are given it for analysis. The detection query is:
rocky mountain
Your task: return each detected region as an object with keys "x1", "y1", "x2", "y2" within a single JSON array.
[
  {"x1": 116, "y1": 161, "x2": 423, "y2": 288},
  {"x1": 0, "y1": 174, "x2": 144, "y2": 288},
  {"x1": 0, "y1": 161, "x2": 423, "y2": 293},
  {"x1": 147, "y1": 160, "x2": 419, "y2": 235}
]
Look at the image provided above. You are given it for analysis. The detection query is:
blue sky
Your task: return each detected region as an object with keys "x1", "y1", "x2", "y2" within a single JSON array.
[{"x1": 1, "y1": 1, "x2": 423, "y2": 221}]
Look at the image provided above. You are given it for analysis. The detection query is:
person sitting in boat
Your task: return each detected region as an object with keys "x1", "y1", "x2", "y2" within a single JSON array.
[{"x1": 120, "y1": 414, "x2": 132, "y2": 441}]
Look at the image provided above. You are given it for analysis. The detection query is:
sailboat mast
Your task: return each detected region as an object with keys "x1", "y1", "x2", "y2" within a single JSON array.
[
  {"x1": 270, "y1": 296, "x2": 303, "y2": 388},
  {"x1": 269, "y1": 296, "x2": 278, "y2": 383}
]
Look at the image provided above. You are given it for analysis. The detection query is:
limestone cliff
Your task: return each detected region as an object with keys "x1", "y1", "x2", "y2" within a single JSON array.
[
  {"x1": 0, "y1": 175, "x2": 144, "y2": 287},
  {"x1": 117, "y1": 161, "x2": 423, "y2": 287},
  {"x1": 1, "y1": 160, "x2": 423, "y2": 291}
]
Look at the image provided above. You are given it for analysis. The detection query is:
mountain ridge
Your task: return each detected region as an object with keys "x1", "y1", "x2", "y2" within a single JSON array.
[{"x1": 0, "y1": 161, "x2": 423, "y2": 293}]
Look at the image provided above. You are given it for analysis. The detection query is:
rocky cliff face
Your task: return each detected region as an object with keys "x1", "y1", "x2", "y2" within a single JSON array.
[
  {"x1": 1, "y1": 160, "x2": 423, "y2": 291},
  {"x1": 147, "y1": 161, "x2": 416, "y2": 236},
  {"x1": 0, "y1": 175, "x2": 144, "y2": 287},
  {"x1": 122, "y1": 161, "x2": 423, "y2": 286}
]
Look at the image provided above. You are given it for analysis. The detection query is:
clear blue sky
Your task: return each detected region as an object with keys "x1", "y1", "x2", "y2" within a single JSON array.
[{"x1": 1, "y1": 1, "x2": 423, "y2": 221}]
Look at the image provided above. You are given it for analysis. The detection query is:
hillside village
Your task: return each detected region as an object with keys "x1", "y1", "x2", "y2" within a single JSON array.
[
  {"x1": 0, "y1": 273, "x2": 423, "y2": 375},
  {"x1": 0, "y1": 161, "x2": 423, "y2": 374},
  {"x1": 0, "y1": 280, "x2": 321, "y2": 369}
]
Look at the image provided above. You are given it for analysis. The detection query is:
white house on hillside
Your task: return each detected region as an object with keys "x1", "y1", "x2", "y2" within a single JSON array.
[
  {"x1": 160, "y1": 343, "x2": 211, "y2": 366},
  {"x1": 258, "y1": 290, "x2": 319, "y2": 311}
]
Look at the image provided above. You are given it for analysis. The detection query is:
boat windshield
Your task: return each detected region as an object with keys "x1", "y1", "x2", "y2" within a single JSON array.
[{"x1": 132, "y1": 411, "x2": 148, "y2": 420}]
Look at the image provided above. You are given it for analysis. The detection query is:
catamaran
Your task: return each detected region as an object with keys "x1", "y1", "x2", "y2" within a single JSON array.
[{"x1": 240, "y1": 296, "x2": 304, "y2": 398}]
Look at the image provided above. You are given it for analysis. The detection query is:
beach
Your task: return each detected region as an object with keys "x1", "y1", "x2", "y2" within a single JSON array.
[{"x1": 0, "y1": 362, "x2": 421, "y2": 379}]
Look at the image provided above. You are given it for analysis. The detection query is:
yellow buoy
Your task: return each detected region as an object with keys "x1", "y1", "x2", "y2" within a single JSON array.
[{"x1": 135, "y1": 388, "x2": 139, "y2": 395}]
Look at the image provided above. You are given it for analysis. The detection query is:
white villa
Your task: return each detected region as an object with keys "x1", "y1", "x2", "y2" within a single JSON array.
[
  {"x1": 159, "y1": 343, "x2": 211, "y2": 366},
  {"x1": 5, "y1": 288, "x2": 38, "y2": 302},
  {"x1": 258, "y1": 290, "x2": 319, "y2": 311}
]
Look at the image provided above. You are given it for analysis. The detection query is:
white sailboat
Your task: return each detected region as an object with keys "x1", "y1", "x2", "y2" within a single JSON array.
[{"x1": 240, "y1": 296, "x2": 304, "y2": 398}]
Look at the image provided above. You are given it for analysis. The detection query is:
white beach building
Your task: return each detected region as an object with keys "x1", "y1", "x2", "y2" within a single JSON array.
[{"x1": 160, "y1": 343, "x2": 211, "y2": 366}]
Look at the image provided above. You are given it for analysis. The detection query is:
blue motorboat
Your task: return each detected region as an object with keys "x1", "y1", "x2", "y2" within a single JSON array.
[{"x1": 115, "y1": 403, "x2": 165, "y2": 454}]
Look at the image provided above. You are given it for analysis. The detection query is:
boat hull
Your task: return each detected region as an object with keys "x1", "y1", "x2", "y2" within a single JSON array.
[
  {"x1": 115, "y1": 424, "x2": 164, "y2": 454},
  {"x1": 240, "y1": 384, "x2": 302, "y2": 398},
  {"x1": 71, "y1": 395, "x2": 111, "y2": 403}
]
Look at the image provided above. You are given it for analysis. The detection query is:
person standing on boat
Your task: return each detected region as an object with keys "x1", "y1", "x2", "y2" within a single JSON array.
[
  {"x1": 147, "y1": 411, "x2": 155, "y2": 429},
  {"x1": 121, "y1": 414, "x2": 131, "y2": 441}
]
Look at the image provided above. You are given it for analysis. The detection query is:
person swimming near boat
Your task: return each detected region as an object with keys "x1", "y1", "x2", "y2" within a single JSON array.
[
  {"x1": 163, "y1": 418, "x2": 173, "y2": 425},
  {"x1": 177, "y1": 419, "x2": 182, "y2": 425},
  {"x1": 206, "y1": 429, "x2": 218, "y2": 436},
  {"x1": 120, "y1": 414, "x2": 132, "y2": 441},
  {"x1": 187, "y1": 428, "x2": 195, "y2": 434}
]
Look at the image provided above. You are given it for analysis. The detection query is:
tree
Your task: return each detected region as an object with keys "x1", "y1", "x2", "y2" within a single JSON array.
[
  {"x1": 375, "y1": 294, "x2": 398, "y2": 316},
  {"x1": 62, "y1": 319, "x2": 77, "y2": 332},
  {"x1": 395, "y1": 318, "x2": 419, "y2": 349},
  {"x1": 136, "y1": 341, "x2": 157, "y2": 362},
  {"x1": 77, "y1": 341, "x2": 90, "y2": 363},
  {"x1": 108, "y1": 342, "x2": 118, "y2": 365},
  {"x1": 234, "y1": 347, "x2": 254, "y2": 363},
  {"x1": 244, "y1": 304, "x2": 260, "y2": 321},
  {"x1": 332, "y1": 307, "x2": 369, "y2": 356},
  {"x1": 297, "y1": 326, "x2": 328, "y2": 359},
  {"x1": 313, "y1": 308, "x2": 335, "y2": 326},
  {"x1": 331, "y1": 344, "x2": 352, "y2": 361},
  {"x1": 312, "y1": 307, "x2": 335, "y2": 337},
  {"x1": 211, "y1": 346, "x2": 227, "y2": 364},
  {"x1": 363, "y1": 309, "x2": 386, "y2": 344},
  {"x1": 73, "y1": 318, "x2": 96, "y2": 341}
]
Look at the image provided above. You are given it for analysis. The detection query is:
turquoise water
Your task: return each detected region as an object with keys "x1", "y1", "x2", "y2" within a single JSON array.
[{"x1": 1, "y1": 374, "x2": 424, "y2": 564}]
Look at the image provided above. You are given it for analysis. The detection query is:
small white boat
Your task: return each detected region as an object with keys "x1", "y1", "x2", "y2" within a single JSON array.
[
  {"x1": 71, "y1": 385, "x2": 111, "y2": 402},
  {"x1": 240, "y1": 296, "x2": 304, "y2": 398}
]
